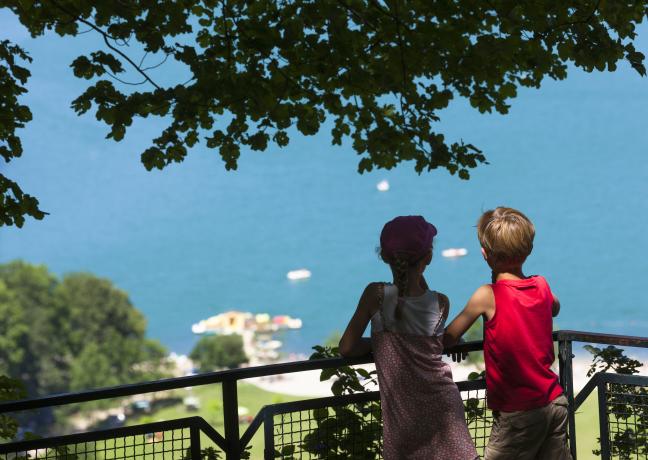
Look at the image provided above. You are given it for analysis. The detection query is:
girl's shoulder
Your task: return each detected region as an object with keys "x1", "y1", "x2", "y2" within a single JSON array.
[
  {"x1": 364, "y1": 281, "x2": 387, "y2": 295},
  {"x1": 360, "y1": 282, "x2": 388, "y2": 316}
]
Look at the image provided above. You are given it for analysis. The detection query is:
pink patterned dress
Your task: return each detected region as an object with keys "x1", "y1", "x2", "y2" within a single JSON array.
[{"x1": 371, "y1": 284, "x2": 478, "y2": 460}]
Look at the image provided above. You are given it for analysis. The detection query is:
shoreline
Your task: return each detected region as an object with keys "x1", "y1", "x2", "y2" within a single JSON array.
[{"x1": 244, "y1": 355, "x2": 648, "y2": 398}]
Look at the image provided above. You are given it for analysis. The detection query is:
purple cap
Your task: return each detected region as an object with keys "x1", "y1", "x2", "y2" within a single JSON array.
[{"x1": 380, "y1": 216, "x2": 437, "y2": 260}]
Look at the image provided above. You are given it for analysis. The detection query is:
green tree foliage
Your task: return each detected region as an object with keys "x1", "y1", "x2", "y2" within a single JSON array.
[
  {"x1": 1, "y1": 1, "x2": 647, "y2": 226},
  {"x1": 0, "y1": 261, "x2": 57, "y2": 396},
  {"x1": 0, "y1": 40, "x2": 46, "y2": 227},
  {"x1": 585, "y1": 345, "x2": 646, "y2": 458},
  {"x1": 0, "y1": 375, "x2": 26, "y2": 440},
  {"x1": 190, "y1": 334, "x2": 247, "y2": 371},
  {"x1": 323, "y1": 330, "x2": 342, "y2": 349},
  {"x1": 0, "y1": 261, "x2": 169, "y2": 398}
]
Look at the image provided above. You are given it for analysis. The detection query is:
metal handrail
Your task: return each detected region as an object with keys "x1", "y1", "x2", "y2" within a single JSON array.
[
  {"x1": 0, "y1": 330, "x2": 646, "y2": 414},
  {"x1": 555, "y1": 330, "x2": 648, "y2": 348},
  {"x1": 0, "y1": 340, "x2": 485, "y2": 414},
  {"x1": 1, "y1": 330, "x2": 646, "y2": 460},
  {"x1": 574, "y1": 372, "x2": 648, "y2": 410}
]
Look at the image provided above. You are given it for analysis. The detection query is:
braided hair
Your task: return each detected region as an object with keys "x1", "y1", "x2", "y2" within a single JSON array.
[
  {"x1": 380, "y1": 248, "x2": 432, "y2": 320},
  {"x1": 391, "y1": 256, "x2": 410, "y2": 320}
]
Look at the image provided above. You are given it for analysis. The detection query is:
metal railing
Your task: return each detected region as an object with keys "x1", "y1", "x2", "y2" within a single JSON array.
[
  {"x1": 0, "y1": 417, "x2": 222, "y2": 460},
  {"x1": 0, "y1": 330, "x2": 646, "y2": 459}
]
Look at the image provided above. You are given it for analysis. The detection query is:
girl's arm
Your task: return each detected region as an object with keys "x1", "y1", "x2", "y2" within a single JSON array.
[
  {"x1": 443, "y1": 285, "x2": 495, "y2": 348},
  {"x1": 339, "y1": 283, "x2": 381, "y2": 357}
]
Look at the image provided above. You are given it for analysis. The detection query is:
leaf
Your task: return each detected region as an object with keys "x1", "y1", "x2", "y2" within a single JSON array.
[
  {"x1": 312, "y1": 407, "x2": 329, "y2": 421},
  {"x1": 331, "y1": 379, "x2": 343, "y2": 396},
  {"x1": 356, "y1": 368, "x2": 371, "y2": 379},
  {"x1": 281, "y1": 445, "x2": 295, "y2": 456},
  {"x1": 3, "y1": 1, "x2": 648, "y2": 227},
  {"x1": 319, "y1": 368, "x2": 337, "y2": 381},
  {"x1": 467, "y1": 371, "x2": 485, "y2": 381}
]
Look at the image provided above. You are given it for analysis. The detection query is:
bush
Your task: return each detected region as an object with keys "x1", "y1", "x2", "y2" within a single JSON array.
[{"x1": 190, "y1": 334, "x2": 247, "y2": 371}]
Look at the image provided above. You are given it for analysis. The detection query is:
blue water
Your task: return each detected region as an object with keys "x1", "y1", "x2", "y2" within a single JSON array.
[{"x1": 1, "y1": 14, "x2": 647, "y2": 355}]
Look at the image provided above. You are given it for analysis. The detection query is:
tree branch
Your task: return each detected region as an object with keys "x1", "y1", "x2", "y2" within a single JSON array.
[{"x1": 50, "y1": 0, "x2": 162, "y2": 90}]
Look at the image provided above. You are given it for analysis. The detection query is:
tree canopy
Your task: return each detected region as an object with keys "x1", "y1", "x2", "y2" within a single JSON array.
[
  {"x1": 1, "y1": 1, "x2": 647, "y2": 226},
  {"x1": 190, "y1": 333, "x2": 247, "y2": 370},
  {"x1": 0, "y1": 261, "x2": 168, "y2": 398}
]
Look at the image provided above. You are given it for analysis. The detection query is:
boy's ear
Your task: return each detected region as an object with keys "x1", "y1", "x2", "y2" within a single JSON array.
[{"x1": 480, "y1": 247, "x2": 488, "y2": 260}]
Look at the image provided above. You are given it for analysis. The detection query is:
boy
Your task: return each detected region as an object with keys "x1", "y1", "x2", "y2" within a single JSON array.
[{"x1": 444, "y1": 207, "x2": 570, "y2": 460}]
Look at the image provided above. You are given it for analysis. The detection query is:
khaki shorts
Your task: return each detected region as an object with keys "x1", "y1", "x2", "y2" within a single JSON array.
[{"x1": 484, "y1": 395, "x2": 572, "y2": 460}]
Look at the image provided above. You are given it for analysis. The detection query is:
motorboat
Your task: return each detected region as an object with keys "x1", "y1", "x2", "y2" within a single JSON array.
[
  {"x1": 287, "y1": 268, "x2": 311, "y2": 280},
  {"x1": 441, "y1": 248, "x2": 468, "y2": 258},
  {"x1": 376, "y1": 179, "x2": 390, "y2": 192}
]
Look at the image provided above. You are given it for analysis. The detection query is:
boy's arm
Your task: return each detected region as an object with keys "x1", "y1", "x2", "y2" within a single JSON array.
[
  {"x1": 552, "y1": 293, "x2": 561, "y2": 317},
  {"x1": 443, "y1": 285, "x2": 495, "y2": 348},
  {"x1": 339, "y1": 283, "x2": 381, "y2": 357}
]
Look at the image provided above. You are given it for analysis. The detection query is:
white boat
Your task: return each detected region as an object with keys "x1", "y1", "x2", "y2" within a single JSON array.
[
  {"x1": 191, "y1": 323, "x2": 206, "y2": 334},
  {"x1": 441, "y1": 248, "x2": 468, "y2": 258},
  {"x1": 258, "y1": 340, "x2": 283, "y2": 350},
  {"x1": 287, "y1": 269, "x2": 311, "y2": 280},
  {"x1": 376, "y1": 180, "x2": 390, "y2": 192}
]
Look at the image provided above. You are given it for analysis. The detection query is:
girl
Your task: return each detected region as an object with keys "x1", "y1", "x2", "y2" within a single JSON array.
[{"x1": 339, "y1": 216, "x2": 478, "y2": 460}]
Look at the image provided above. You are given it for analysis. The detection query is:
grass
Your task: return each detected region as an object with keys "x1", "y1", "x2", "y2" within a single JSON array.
[
  {"x1": 126, "y1": 382, "x2": 303, "y2": 459},
  {"x1": 576, "y1": 389, "x2": 602, "y2": 460}
]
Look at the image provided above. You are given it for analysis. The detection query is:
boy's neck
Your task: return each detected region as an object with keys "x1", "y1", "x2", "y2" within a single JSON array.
[{"x1": 493, "y1": 266, "x2": 526, "y2": 282}]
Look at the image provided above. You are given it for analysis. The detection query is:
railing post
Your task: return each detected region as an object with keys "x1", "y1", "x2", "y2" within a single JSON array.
[
  {"x1": 597, "y1": 380, "x2": 611, "y2": 460},
  {"x1": 264, "y1": 407, "x2": 275, "y2": 460},
  {"x1": 190, "y1": 424, "x2": 202, "y2": 460},
  {"x1": 222, "y1": 380, "x2": 240, "y2": 460},
  {"x1": 558, "y1": 339, "x2": 577, "y2": 460}
]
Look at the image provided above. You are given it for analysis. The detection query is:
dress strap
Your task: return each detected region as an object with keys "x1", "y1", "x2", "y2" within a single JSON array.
[
  {"x1": 431, "y1": 292, "x2": 447, "y2": 336},
  {"x1": 377, "y1": 283, "x2": 389, "y2": 331}
]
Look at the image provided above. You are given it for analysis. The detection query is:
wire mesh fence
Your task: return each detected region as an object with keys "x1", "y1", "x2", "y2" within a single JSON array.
[
  {"x1": 0, "y1": 414, "x2": 231, "y2": 460},
  {"x1": 603, "y1": 381, "x2": 648, "y2": 459},
  {"x1": 268, "y1": 386, "x2": 492, "y2": 459},
  {"x1": 0, "y1": 428, "x2": 193, "y2": 460},
  {"x1": 271, "y1": 400, "x2": 382, "y2": 459},
  {"x1": 463, "y1": 388, "x2": 492, "y2": 456}
]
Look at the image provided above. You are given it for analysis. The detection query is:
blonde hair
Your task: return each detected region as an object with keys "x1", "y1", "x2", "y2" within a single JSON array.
[{"x1": 477, "y1": 207, "x2": 535, "y2": 267}]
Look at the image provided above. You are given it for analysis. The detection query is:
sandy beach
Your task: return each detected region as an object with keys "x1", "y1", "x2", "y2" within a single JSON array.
[{"x1": 246, "y1": 355, "x2": 647, "y2": 398}]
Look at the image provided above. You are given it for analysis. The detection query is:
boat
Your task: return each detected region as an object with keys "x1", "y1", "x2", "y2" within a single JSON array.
[
  {"x1": 191, "y1": 323, "x2": 207, "y2": 334},
  {"x1": 441, "y1": 248, "x2": 468, "y2": 258},
  {"x1": 272, "y1": 315, "x2": 302, "y2": 329},
  {"x1": 257, "y1": 340, "x2": 283, "y2": 350},
  {"x1": 287, "y1": 268, "x2": 311, "y2": 280},
  {"x1": 376, "y1": 179, "x2": 390, "y2": 192},
  {"x1": 191, "y1": 310, "x2": 303, "y2": 335}
]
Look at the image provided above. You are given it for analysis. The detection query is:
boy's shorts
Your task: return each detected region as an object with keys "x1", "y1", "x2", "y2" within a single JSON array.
[{"x1": 484, "y1": 394, "x2": 572, "y2": 460}]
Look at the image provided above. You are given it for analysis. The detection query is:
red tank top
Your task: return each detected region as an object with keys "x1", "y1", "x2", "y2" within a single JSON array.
[{"x1": 484, "y1": 276, "x2": 563, "y2": 411}]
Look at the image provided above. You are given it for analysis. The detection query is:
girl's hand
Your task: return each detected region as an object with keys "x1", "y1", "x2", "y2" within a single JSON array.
[{"x1": 445, "y1": 338, "x2": 469, "y2": 363}]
